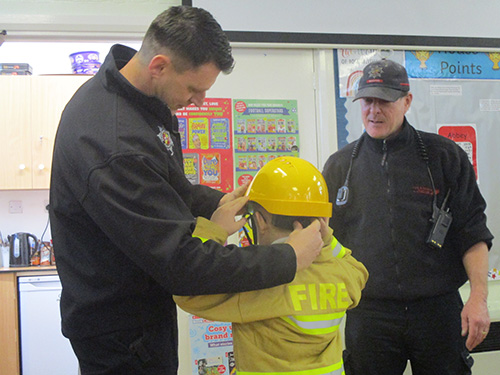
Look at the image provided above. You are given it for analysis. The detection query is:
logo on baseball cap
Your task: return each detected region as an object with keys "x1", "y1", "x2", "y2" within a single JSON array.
[{"x1": 354, "y1": 59, "x2": 410, "y2": 102}]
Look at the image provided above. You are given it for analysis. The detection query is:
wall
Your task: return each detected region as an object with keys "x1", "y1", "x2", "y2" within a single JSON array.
[{"x1": 0, "y1": 190, "x2": 50, "y2": 241}]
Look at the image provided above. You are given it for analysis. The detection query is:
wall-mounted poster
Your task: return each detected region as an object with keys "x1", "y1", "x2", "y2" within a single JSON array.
[
  {"x1": 188, "y1": 315, "x2": 234, "y2": 375},
  {"x1": 438, "y1": 124, "x2": 479, "y2": 182},
  {"x1": 176, "y1": 99, "x2": 234, "y2": 192},
  {"x1": 233, "y1": 99, "x2": 300, "y2": 186}
]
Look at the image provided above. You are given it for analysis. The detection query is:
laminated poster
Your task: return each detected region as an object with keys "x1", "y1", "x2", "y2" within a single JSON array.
[
  {"x1": 177, "y1": 99, "x2": 234, "y2": 192},
  {"x1": 234, "y1": 99, "x2": 299, "y2": 186},
  {"x1": 405, "y1": 51, "x2": 500, "y2": 80},
  {"x1": 438, "y1": 124, "x2": 479, "y2": 182},
  {"x1": 188, "y1": 315, "x2": 235, "y2": 375}
]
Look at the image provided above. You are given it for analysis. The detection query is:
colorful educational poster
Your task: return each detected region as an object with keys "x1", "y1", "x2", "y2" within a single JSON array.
[
  {"x1": 438, "y1": 124, "x2": 479, "y2": 181},
  {"x1": 188, "y1": 315, "x2": 234, "y2": 375},
  {"x1": 233, "y1": 99, "x2": 299, "y2": 186},
  {"x1": 178, "y1": 117, "x2": 188, "y2": 149},
  {"x1": 176, "y1": 98, "x2": 234, "y2": 192},
  {"x1": 183, "y1": 153, "x2": 200, "y2": 185},
  {"x1": 189, "y1": 118, "x2": 209, "y2": 150}
]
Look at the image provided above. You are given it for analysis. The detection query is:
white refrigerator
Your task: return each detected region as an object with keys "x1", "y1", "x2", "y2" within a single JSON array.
[{"x1": 18, "y1": 275, "x2": 79, "y2": 375}]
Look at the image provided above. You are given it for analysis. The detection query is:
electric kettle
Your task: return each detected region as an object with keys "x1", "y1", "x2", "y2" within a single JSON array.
[{"x1": 8, "y1": 232, "x2": 38, "y2": 267}]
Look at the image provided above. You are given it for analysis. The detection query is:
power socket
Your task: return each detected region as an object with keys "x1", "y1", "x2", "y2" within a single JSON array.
[{"x1": 9, "y1": 200, "x2": 23, "y2": 214}]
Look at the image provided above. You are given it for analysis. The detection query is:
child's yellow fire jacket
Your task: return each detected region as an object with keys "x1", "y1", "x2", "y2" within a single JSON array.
[{"x1": 175, "y1": 217, "x2": 368, "y2": 375}]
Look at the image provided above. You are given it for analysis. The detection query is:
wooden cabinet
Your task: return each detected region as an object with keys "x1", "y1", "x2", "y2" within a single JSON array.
[
  {"x1": 0, "y1": 271, "x2": 20, "y2": 375},
  {"x1": 0, "y1": 77, "x2": 33, "y2": 189},
  {"x1": 31, "y1": 76, "x2": 90, "y2": 189},
  {"x1": 0, "y1": 75, "x2": 91, "y2": 190}
]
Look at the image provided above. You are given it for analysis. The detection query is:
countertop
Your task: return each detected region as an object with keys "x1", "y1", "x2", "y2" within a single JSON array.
[{"x1": 0, "y1": 265, "x2": 57, "y2": 273}]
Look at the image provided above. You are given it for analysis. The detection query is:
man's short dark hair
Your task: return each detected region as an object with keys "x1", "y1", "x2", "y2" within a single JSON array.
[
  {"x1": 249, "y1": 202, "x2": 315, "y2": 232},
  {"x1": 139, "y1": 6, "x2": 234, "y2": 74}
]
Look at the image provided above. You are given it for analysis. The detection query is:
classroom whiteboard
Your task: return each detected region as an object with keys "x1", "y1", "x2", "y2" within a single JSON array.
[{"x1": 191, "y1": 0, "x2": 500, "y2": 49}]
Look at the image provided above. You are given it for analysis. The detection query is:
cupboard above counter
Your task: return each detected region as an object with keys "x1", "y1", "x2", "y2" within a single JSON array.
[{"x1": 0, "y1": 75, "x2": 91, "y2": 190}]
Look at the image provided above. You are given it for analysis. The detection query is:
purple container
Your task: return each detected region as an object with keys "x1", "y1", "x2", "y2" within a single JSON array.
[
  {"x1": 72, "y1": 62, "x2": 102, "y2": 75},
  {"x1": 69, "y1": 51, "x2": 100, "y2": 67}
]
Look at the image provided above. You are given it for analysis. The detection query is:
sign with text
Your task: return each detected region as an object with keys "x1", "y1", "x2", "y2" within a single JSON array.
[
  {"x1": 177, "y1": 99, "x2": 234, "y2": 192},
  {"x1": 233, "y1": 99, "x2": 300, "y2": 186}
]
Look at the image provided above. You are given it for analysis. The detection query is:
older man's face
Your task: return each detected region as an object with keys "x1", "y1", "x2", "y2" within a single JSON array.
[{"x1": 360, "y1": 93, "x2": 413, "y2": 140}]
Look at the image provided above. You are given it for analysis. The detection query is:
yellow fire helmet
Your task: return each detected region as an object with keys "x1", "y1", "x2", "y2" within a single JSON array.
[{"x1": 245, "y1": 156, "x2": 332, "y2": 218}]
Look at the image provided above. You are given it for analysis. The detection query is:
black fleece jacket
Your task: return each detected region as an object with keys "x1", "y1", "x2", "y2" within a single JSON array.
[
  {"x1": 50, "y1": 45, "x2": 296, "y2": 341},
  {"x1": 323, "y1": 119, "x2": 493, "y2": 300}
]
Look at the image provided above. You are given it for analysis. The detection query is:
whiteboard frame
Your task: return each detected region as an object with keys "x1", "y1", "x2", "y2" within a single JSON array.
[{"x1": 186, "y1": 0, "x2": 500, "y2": 51}]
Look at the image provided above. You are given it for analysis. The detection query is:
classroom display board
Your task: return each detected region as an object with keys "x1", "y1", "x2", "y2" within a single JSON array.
[
  {"x1": 334, "y1": 49, "x2": 500, "y2": 276},
  {"x1": 176, "y1": 98, "x2": 301, "y2": 192}
]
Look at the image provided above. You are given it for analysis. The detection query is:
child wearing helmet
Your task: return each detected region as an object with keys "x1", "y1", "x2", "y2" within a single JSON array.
[{"x1": 175, "y1": 156, "x2": 368, "y2": 375}]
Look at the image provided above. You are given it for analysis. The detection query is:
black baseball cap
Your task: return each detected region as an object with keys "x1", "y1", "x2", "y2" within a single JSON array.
[{"x1": 354, "y1": 59, "x2": 410, "y2": 102}]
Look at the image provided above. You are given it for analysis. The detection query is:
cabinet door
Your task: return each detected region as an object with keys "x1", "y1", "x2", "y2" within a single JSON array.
[
  {"x1": 31, "y1": 75, "x2": 91, "y2": 189},
  {"x1": 0, "y1": 77, "x2": 32, "y2": 189}
]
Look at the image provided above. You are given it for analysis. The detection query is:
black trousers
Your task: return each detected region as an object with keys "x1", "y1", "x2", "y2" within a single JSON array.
[
  {"x1": 343, "y1": 291, "x2": 473, "y2": 375},
  {"x1": 70, "y1": 320, "x2": 178, "y2": 375}
]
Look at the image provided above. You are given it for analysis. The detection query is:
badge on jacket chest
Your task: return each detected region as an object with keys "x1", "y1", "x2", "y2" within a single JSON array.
[{"x1": 157, "y1": 126, "x2": 174, "y2": 155}]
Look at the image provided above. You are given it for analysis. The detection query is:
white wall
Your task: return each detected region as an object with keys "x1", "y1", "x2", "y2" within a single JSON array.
[{"x1": 0, "y1": 190, "x2": 50, "y2": 242}]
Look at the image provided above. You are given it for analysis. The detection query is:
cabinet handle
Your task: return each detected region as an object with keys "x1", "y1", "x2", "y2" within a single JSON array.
[
  {"x1": 38, "y1": 164, "x2": 45, "y2": 170},
  {"x1": 18, "y1": 164, "x2": 26, "y2": 170}
]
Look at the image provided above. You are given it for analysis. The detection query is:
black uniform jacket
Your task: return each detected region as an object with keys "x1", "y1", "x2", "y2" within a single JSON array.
[
  {"x1": 323, "y1": 119, "x2": 493, "y2": 301},
  {"x1": 50, "y1": 45, "x2": 296, "y2": 340}
]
